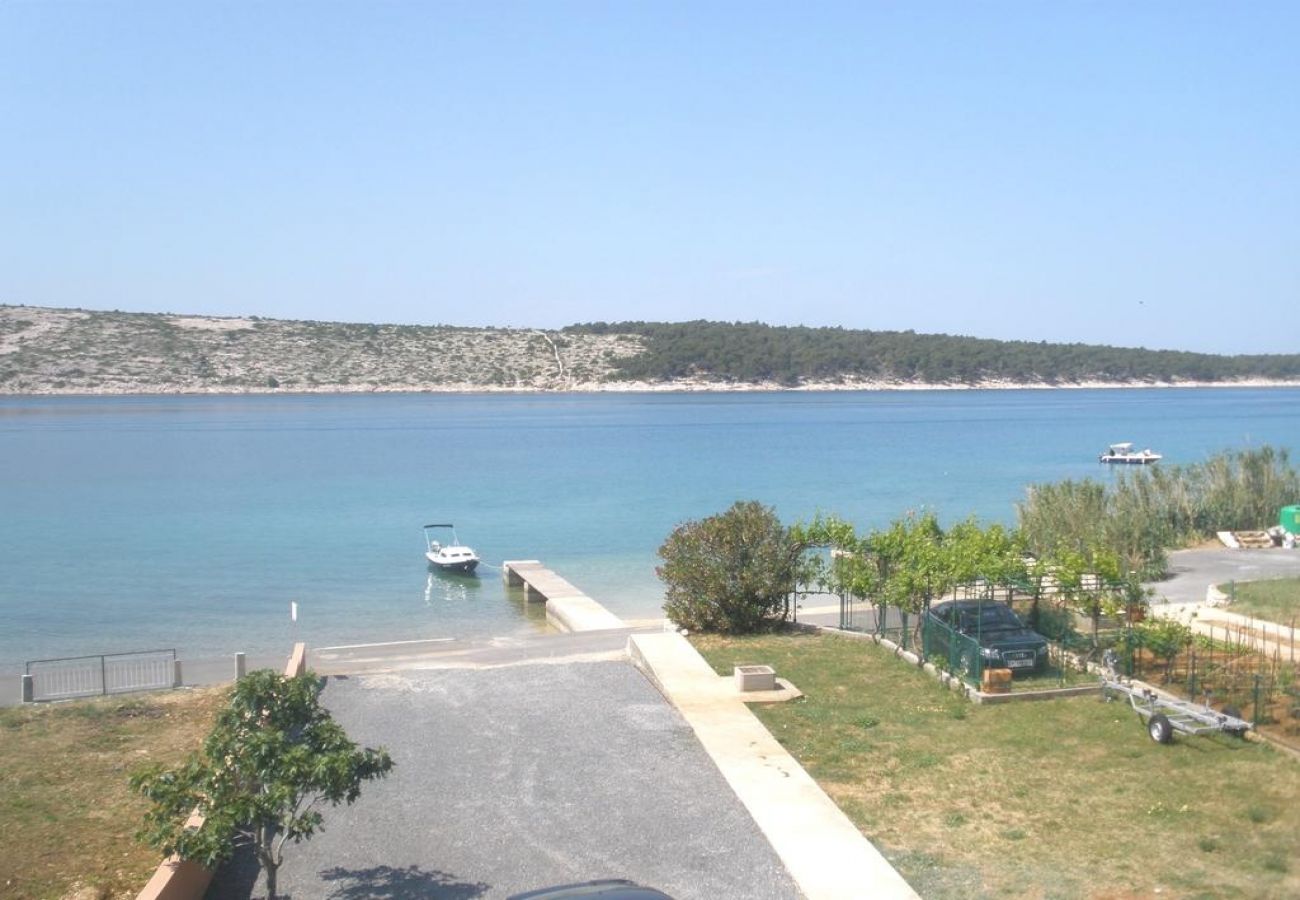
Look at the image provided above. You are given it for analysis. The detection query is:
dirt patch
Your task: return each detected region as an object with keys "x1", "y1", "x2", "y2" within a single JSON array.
[{"x1": 165, "y1": 315, "x2": 256, "y2": 332}]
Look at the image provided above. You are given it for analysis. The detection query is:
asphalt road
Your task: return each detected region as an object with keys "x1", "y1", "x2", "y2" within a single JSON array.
[
  {"x1": 1151, "y1": 547, "x2": 1300, "y2": 608},
  {"x1": 206, "y1": 657, "x2": 800, "y2": 900}
]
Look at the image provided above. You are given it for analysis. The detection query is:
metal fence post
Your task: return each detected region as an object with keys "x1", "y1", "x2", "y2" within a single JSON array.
[
  {"x1": 1254, "y1": 674, "x2": 1263, "y2": 724},
  {"x1": 173, "y1": 659, "x2": 183, "y2": 688}
]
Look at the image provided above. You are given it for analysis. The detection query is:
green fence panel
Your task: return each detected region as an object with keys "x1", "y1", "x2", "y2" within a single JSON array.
[{"x1": 921, "y1": 616, "x2": 985, "y2": 687}]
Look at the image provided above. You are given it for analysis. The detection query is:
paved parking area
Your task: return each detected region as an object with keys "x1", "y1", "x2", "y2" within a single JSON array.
[
  {"x1": 1153, "y1": 547, "x2": 1300, "y2": 607},
  {"x1": 208, "y1": 658, "x2": 800, "y2": 899}
]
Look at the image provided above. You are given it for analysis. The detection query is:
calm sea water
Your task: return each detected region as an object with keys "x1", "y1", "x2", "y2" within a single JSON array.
[{"x1": 2, "y1": 388, "x2": 1298, "y2": 673}]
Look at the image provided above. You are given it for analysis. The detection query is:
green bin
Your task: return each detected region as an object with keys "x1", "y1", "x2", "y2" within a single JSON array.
[{"x1": 1281, "y1": 505, "x2": 1300, "y2": 533}]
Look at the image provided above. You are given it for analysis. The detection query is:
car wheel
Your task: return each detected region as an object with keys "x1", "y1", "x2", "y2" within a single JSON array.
[{"x1": 1148, "y1": 713, "x2": 1174, "y2": 744}]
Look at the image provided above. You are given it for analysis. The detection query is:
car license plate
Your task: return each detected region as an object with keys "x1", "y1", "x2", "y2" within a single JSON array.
[{"x1": 1006, "y1": 658, "x2": 1034, "y2": 669}]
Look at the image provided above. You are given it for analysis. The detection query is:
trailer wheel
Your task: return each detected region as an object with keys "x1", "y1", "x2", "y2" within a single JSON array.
[
  {"x1": 1148, "y1": 713, "x2": 1174, "y2": 744},
  {"x1": 1221, "y1": 706, "x2": 1248, "y2": 738}
]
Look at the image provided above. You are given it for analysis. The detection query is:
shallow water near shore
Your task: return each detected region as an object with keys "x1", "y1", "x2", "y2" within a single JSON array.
[{"x1": 2, "y1": 388, "x2": 1298, "y2": 673}]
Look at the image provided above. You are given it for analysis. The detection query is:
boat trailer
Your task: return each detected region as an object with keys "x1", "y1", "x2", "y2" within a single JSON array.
[{"x1": 1100, "y1": 651, "x2": 1253, "y2": 744}]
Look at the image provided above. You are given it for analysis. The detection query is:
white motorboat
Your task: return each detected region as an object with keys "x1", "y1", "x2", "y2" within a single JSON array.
[
  {"x1": 1099, "y1": 442, "x2": 1162, "y2": 465},
  {"x1": 423, "y1": 524, "x2": 481, "y2": 574}
]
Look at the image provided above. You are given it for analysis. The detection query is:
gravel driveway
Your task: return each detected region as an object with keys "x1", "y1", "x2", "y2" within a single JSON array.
[{"x1": 207, "y1": 659, "x2": 800, "y2": 900}]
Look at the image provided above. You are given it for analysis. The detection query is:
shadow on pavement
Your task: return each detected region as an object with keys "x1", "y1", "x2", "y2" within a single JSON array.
[
  {"x1": 319, "y1": 864, "x2": 490, "y2": 899},
  {"x1": 204, "y1": 843, "x2": 259, "y2": 899}
]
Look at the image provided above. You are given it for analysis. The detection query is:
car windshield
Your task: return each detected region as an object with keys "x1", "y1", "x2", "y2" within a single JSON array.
[{"x1": 956, "y1": 605, "x2": 1023, "y2": 631}]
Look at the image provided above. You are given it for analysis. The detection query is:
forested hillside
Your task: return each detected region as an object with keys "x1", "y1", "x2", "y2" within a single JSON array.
[{"x1": 565, "y1": 321, "x2": 1300, "y2": 386}]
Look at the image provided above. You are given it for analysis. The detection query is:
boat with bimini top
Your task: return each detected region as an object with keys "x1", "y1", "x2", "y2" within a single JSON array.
[{"x1": 423, "y1": 523, "x2": 481, "y2": 573}]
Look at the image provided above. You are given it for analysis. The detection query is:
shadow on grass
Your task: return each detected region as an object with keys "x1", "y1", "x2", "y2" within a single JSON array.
[{"x1": 319, "y1": 864, "x2": 490, "y2": 899}]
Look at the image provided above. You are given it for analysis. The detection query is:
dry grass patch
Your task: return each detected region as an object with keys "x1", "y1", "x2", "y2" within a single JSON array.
[
  {"x1": 0, "y1": 687, "x2": 226, "y2": 900},
  {"x1": 694, "y1": 631, "x2": 1300, "y2": 900}
]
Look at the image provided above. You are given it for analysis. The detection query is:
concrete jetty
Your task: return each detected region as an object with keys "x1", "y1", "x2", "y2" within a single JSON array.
[{"x1": 502, "y1": 559, "x2": 627, "y2": 632}]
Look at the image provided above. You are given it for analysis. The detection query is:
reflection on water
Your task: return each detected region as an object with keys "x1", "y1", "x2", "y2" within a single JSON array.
[{"x1": 423, "y1": 568, "x2": 482, "y2": 606}]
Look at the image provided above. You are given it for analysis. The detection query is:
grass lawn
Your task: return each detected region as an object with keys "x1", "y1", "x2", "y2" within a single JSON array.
[
  {"x1": 0, "y1": 687, "x2": 226, "y2": 900},
  {"x1": 694, "y1": 631, "x2": 1300, "y2": 900},
  {"x1": 1221, "y1": 577, "x2": 1300, "y2": 627}
]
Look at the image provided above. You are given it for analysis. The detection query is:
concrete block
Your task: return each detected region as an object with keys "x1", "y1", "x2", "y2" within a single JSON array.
[
  {"x1": 21, "y1": 673, "x2": 34, "y2": 703},
  {"x1": 735, "y1": 665, "x2": 776, "y2": 692}
]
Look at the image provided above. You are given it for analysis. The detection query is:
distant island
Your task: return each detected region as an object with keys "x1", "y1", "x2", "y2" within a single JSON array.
[{"x1": 2, "y1": 304, "x2": 1299, "y2": 395}]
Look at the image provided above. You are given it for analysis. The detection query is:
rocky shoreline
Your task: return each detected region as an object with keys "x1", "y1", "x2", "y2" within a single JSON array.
[{"x1": 8, "y1": 377, "x2": 1300, "y2": 397}]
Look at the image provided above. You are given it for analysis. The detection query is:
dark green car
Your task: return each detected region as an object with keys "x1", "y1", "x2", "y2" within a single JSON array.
[{"x1": 924, "y1": 600, "x2": 1049, "y2": 675}]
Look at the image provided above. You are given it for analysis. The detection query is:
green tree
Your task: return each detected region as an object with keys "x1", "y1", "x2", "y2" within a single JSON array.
[
  {"x1": 795, "y1": 512, "x2": 1028, "y2": 658},
  {"x1": 131, "y1": 670, "x2": 393, "y2": 899},
  {"x1": 658, "y1": 500, "x2": 802, "y2": 633}
]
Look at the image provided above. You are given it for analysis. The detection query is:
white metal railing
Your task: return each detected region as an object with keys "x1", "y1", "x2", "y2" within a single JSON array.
[{"x1": 25, "y1": 649, "x2": 178, "y2": 701}]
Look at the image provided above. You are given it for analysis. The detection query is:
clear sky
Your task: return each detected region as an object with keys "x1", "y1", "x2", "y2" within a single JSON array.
[{"x1": 2, "y1": 2, "x2": 1296, "y2": 354}]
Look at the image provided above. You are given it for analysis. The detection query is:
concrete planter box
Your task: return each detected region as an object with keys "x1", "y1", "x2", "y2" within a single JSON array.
[{"x1": 735, "y1": 665, "x2": 776, "y2": 692}]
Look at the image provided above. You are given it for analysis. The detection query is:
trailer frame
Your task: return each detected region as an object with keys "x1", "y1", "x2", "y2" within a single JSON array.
[{"x1": 1099, "y1": 650, "x2": 1253, "y2": 744}]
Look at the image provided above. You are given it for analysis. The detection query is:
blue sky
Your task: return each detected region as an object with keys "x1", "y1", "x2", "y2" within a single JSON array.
[{"x1": 2, "y1": 2, "x2": 1296, "y2": 354}]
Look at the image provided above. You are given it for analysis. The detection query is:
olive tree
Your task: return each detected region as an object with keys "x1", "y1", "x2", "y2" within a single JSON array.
[
  {"x1": 131, "y1": 670, "x2": 394, "y2": 900},
  {"x1": 658, "y1": 500, "x2": 803, "y2": 633}
]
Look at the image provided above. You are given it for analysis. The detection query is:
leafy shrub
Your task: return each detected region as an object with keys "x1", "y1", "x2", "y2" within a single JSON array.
[{"x1": 658, "y1": 500, "x2": 800, "y2": 633}]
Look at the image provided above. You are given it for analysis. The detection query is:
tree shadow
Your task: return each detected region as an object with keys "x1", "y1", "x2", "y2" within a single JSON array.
[
  {"x1": 319, "y1": 864, "x2": 490, "y2": 899},
  {"x1": 204, "y1": 842, "x2": 260, "y2": 899}
]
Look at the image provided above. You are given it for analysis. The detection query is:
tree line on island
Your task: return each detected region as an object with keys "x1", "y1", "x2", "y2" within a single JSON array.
[{"x1": 566, "y1": 320, "x2": 1300, "y2": 385}]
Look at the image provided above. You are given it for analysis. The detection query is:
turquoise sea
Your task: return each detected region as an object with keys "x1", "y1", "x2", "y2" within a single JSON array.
[{"x1": 2, "y1": 388, "x2": 1298, "y2": 674}]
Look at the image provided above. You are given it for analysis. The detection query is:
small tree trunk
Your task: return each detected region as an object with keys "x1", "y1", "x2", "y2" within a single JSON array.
[{"x1": 256, "y1": 821, "x2": 280, "y2": 900}]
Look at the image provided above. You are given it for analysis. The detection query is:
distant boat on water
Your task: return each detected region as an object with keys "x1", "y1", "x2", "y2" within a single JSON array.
[{"x1": 1099, "y1": 442, "x2": 1162, "y2": 464}]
